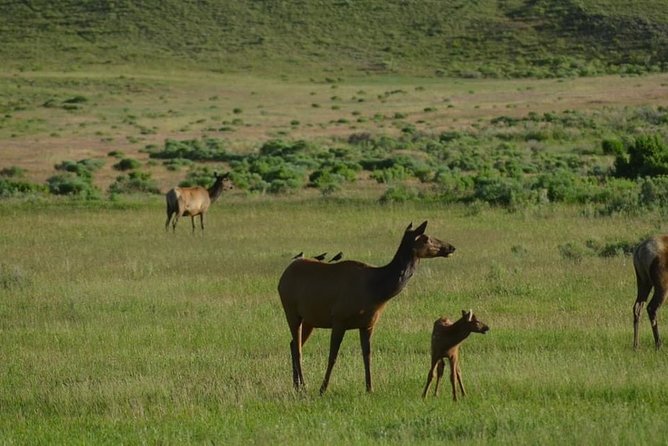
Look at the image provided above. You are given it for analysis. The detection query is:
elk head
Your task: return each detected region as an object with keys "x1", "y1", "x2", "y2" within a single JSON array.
[
  {"x1": 461, "y1": 310, "x2": 489, "y2": 334},
  {"x1": 407, "y1": 221, "x2": 456, "y2": 258}
]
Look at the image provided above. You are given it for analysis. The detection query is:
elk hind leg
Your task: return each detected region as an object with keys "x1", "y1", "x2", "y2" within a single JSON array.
[
  {"x1": 634, "y1": 269, "x2": 652, "y2": 349},
  {"x1": 295, "y1": 323, "x2": 314, "y2": 387},
  {"x1": 433, "y1": 359, "x2": 445, "y2": 397},
  {"x1": 648, "y1": 286, "x2": 667, "y2": 350},
  {"x1": 165, "y1": 210, "x2": 173, "y2": 231},
  {"x1": 287, "y1": 315, "x2": 305, "y2": 390}
]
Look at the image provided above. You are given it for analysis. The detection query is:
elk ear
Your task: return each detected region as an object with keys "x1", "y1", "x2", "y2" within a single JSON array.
[
  {"x1": 405, "y1": 222, "x2": 413, "y2": 232},
  {"x1": 414, "y1": 220, "x2": 428, "y2": 235},
  {"x1": 468, "y1": 310, "x2": 473, "y2": 321}
]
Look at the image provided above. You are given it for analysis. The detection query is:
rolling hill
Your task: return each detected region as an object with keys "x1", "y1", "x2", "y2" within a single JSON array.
[{"x1": 1, "y1": 0, "x2": 667, "y2": 78}]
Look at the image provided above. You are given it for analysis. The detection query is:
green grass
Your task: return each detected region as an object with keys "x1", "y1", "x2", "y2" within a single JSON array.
[
  {"x1": 1, "y1": 0, "x2": 667, "y2": 78},
  {"x1": 2, "y1": 197, "x2": 668, "y2": 443}
]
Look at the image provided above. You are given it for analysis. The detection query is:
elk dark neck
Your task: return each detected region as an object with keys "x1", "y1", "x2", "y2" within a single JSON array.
[
  {"x1": 373, "y1": 236, "x2": 418, "y2": 303},
  {"x1": 207, "y1": 180, "x2": 224, "y2": 202},
  {"x1": 449, "y1": 319, "x2": 472, "y2": 344}
]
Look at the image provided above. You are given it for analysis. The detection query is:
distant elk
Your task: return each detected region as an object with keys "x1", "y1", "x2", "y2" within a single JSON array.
[
  {"x1": 165, "y1": 172, "x2": 233, "y2": 233},
  {"x1": 633, "y1": 235, "x2": 668, "y2": 350},
  {"x1": 278, "y1": 221, "x2": 456, "y2": 394},
  {"x1": 422, "y1": 310, "x2": 489, "y2": 401}
]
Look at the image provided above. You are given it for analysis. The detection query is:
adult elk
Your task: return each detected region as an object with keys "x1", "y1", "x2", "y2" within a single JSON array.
[
  {"x1": 422, "y1": 310, "x2": 489, "y2": 401},
  {"x1": 165, "y1": 172, "x2": 232, "y2": 233},
  {"x1": 633, "y1": 235, "x2": 668, "y2": 349},
  {"x1": 278, "y1": 221, "x2": 456, "y2": 394}
]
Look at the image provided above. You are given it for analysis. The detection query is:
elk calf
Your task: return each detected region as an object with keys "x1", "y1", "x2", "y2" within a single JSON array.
[
  {"x1": 633, "y1": 235, "x2": 668, "y2": 350},
  {"x1": 422, "y1": 310, "x2": 489, "y2": 401}
]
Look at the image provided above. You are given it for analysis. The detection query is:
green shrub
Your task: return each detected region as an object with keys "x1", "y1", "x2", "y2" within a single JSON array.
[
  {"x1": 148, "y1": 138, "x2": 229, "y2": 161},
  {"x1": 178, "y1": 167, "x2": 219, "y2": 188},
  {"x1": 54, "y1": 159, "x2": 104, "y2": 179},
  {"x1": 601, "y1": 138, "x2": 624, "y2": 156},
  {"x1": 0, "y1": 166, "x2": 26, "y2": 177},
  {"x1": 614, "y1": 134, "x2": 668, "y2": 178},
  {"x1": 379, "y1": 185, "x2": 419, "y2": 203},
  {"x1": 473, "y1": 175, "x2": 529, "y2": 207},
  {"x1": 596, "y1": 178, "x2": 641, "y2": 215},
  {"x1": 639, "y1": 176, "x2": 668, "y2": 210},
  {"x1": 47, "y1": 173, "x2": 99, "y2": 198},
  {"x1": 162, "y1": 158, "x2": 194, "y2": 171},
  {"x1": 0, "y1": 178, "x2": 45, "y2": 196},
  {"x1": 371, "y1": 165, "x2": 408, "y2": 184},
  {"x1": 108, "y1": 171, "x2": 160, "y2": 194},
  {"x1": 113, "y1": 158, "x2": 141, "y2": 171}
]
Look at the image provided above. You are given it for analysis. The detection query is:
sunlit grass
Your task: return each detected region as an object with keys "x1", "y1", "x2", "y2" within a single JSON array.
[{"x1": 1, "y1": 197, "x2": 668, "y2": 443}]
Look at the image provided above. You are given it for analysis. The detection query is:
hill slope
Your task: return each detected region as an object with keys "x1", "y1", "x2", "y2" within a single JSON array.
[{"x1": 1, "y1": 0, "x2": 667, "y2": 77}]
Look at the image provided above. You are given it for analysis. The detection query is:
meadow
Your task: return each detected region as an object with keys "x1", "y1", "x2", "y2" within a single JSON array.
[{"x1": 2, "y1": 196, "x2": 668, "y2": 444}]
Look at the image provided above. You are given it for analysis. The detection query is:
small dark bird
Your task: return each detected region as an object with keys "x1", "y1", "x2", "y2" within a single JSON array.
[
  {"x1": 329, "y1": 252, "x2": 343, "y2": 262},
  {"x1": 292, "y1": 252, "x2": 304, "y2": 260},
  {"x1": 313, "y1": 252, "x2": 327, "y2": 261}
]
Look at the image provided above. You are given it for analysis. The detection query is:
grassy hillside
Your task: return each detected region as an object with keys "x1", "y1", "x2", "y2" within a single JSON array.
[{"x1": 1, "y1": 0, "x2": 667, "y2": 78}]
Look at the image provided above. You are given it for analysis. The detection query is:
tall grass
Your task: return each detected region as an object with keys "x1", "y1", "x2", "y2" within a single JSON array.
[{"x1": 1, "y1": 196, "x2": 668, "y2": 443}]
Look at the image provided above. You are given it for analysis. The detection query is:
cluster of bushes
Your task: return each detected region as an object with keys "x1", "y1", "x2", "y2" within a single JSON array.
[
  {"x1": 559, "y1": 236, "x2": 644, "y2": 263},
  {"x1": 47, "y1": 159, "x2": 104, "y2": 198},
  {"x1": 108, "y1": 171, "x2": 159, "y2": 195},
  {"x1": 144, "y1": 105, "x2": 668, "y2": 213},
  {"x1": 0, "y1": 167, "x2": 45, "y2": 196},
  {"x1": 4, "y1": 105, "x2": 668, "y2": 211}
]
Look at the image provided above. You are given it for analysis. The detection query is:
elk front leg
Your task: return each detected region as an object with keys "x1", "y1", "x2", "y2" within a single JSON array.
[
  {"x1": 320, "y1": 326, "x2": 345, "y2": 395},
  {"x1": 456, "y1": 363, "x2": 466, "y2": 397},
  {"x1": 449, "y1": 357, "x2": 458, "y2": 401},
  {"x1": 422, "y1": 358, "x2": 439, "y2": 398},
  {"x1": 359, "y1": 327, "x2": 374, "y2": 392}
]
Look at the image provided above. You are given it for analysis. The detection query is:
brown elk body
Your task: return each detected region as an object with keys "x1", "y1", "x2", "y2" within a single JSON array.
[
  {"x1": 422, "y1": 310, "x2": 489, "y2": 401},
  {"x1": 278, "y1": 221, "x2": 456, "y2": 394},
  {"x1": 165, "y1": 172, "x2": 232, "y2": 233},
  {"x1": 633, "y1": 235, "x2": 668, "y2": 349}
]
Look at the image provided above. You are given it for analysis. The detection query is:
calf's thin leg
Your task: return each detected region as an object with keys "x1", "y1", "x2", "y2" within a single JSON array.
[
  {"x1": 422, "y1": 358, "x2": 439, "y2": 398},
  {"x1": 434, "y1": 359, "x2": 445, "y2": 397}
]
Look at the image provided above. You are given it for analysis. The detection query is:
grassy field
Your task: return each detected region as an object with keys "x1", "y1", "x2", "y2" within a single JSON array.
[
  {"x1": 3, "y1": 1, "x2": 668, "y2": 443},
  {"x1": 1, "y1": 197, "x2": 668, "y2": 444}
]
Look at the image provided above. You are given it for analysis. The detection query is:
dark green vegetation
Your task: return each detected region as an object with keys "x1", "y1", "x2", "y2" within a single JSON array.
[
  {"x1": 2, "y1": 0, "x2": 667, "y2": 78},
  {"x1": 6, "y1": 104, "x2": 668, "y2": 218}
]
